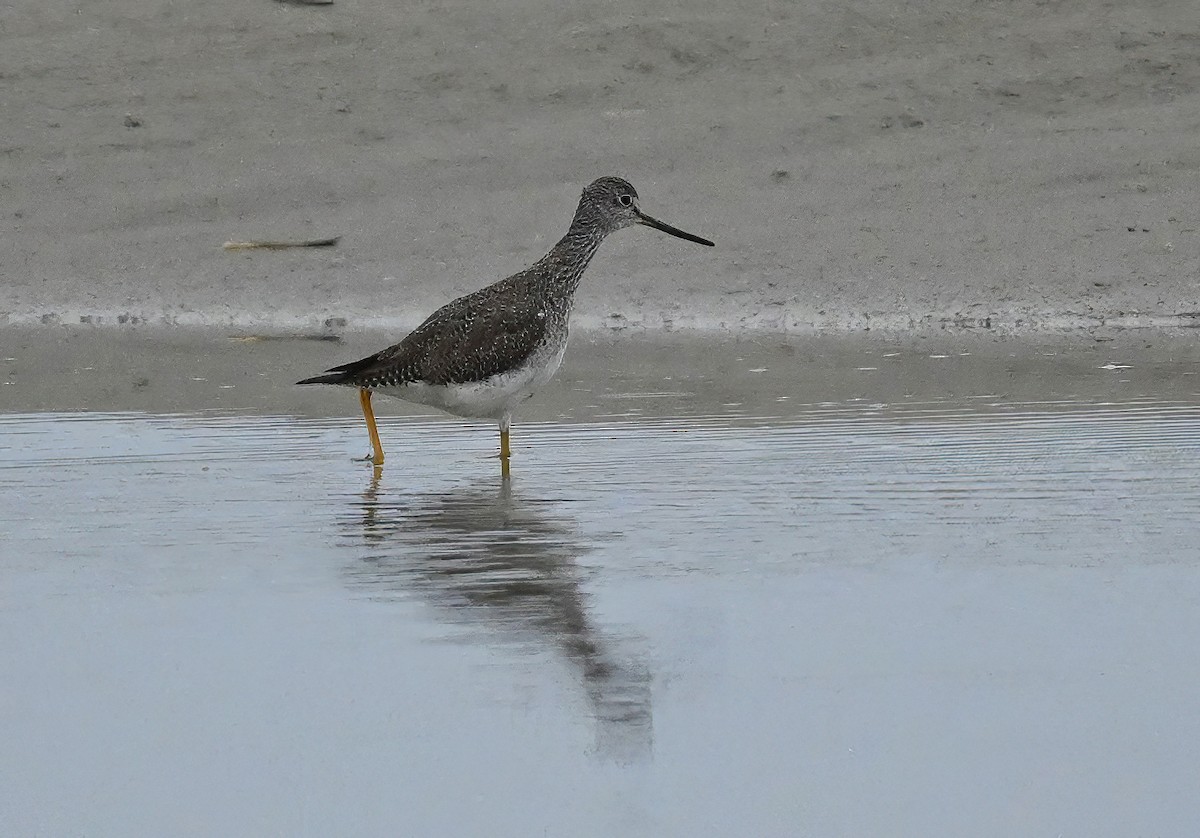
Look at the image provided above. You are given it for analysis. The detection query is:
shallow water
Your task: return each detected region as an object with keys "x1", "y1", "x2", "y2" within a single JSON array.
[{"x1": 3, "y1": 337, "x2": 1200, "y2": 836}]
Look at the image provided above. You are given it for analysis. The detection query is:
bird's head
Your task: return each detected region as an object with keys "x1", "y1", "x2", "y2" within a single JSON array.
[{"x1": 572, "y1": 177, "x2": 714, "y2": 246}]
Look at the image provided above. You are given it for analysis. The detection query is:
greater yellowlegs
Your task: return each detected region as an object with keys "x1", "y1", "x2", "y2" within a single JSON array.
[{"x1": 297, "y1": 177, "x2": 713, "y2": 472}]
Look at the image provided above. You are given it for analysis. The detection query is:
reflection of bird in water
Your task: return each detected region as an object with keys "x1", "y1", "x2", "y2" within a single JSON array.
[{"x1": 345, "y1": 472, "x2": 652, "y2": 759}]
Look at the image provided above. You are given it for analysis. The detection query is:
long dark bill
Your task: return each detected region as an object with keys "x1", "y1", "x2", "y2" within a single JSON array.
[{"x1": 636, "y1": 210, "x2": 714, "y2": 247}]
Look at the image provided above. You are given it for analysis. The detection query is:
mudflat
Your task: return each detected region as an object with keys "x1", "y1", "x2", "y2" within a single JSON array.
[
  {"x1": 3, "y1": 327, "x2": 1198, "y2": 414},
  {"x1": 3, "y1": 0, "x2": 1198, "y2": 335}
]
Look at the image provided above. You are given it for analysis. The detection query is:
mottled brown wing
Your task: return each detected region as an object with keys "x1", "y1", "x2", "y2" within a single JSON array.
[{"x1": 343, "y1": 274, "x2": 551, "y2": 388}]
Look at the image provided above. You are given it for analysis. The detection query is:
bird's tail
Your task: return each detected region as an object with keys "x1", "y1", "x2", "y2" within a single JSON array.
[
  {"x1": 295, "y1": 371, "x2": 351, "y2": 386},
  {"x1": 295, "y1": 352, "x2": 384, "y2": 386}
]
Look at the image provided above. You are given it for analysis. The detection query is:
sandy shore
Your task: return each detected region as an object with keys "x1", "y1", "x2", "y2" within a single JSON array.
[{"x1": 2, "y1": 0, "x2": 1198, "y2": 336}]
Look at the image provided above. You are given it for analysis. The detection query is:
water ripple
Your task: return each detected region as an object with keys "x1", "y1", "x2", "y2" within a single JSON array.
[{"x1": 1, "y1": 399, "x2": 1198, "y2": 576}]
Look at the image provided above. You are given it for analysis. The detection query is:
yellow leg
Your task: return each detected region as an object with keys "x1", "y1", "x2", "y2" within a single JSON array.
[{"x1": 359, "y1": 388, "x2": 385, "y2": 466}]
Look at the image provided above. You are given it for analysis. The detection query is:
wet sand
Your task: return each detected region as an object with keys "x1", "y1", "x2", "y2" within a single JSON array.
[
  {"x1": 4, "y1": 326, "x2": 1200, "y2": 415},
  {"x1": 3, "y1": 333, "x2": 1200, "y2": 836}
]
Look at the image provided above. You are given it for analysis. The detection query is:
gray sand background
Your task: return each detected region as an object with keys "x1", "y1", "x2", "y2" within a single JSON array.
[{"x1": 3, "y1": 0, "x2": 1198, "y2": 336}]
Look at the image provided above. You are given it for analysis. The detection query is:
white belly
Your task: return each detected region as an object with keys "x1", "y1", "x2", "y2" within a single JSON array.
[{"x1": 374, "y1": 339, "x2": 567, "y2": 421}]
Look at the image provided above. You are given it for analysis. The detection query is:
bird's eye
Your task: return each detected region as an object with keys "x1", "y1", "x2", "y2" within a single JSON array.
[{"x1": 617, "y1": 194, "x2": 633, "y2": 207}]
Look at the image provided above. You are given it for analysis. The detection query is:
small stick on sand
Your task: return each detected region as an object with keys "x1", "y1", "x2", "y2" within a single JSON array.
[
  {"x1": 222, "y1": 236, "x2": 340, "y2": 251},
  {"x1": 229, "y1": 334, "x2": 343, "y2": 343}
]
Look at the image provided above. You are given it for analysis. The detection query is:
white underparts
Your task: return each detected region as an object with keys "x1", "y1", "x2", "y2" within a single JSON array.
[{"x1": 372, "y1": 337, "x2": 568, "y2": 424}]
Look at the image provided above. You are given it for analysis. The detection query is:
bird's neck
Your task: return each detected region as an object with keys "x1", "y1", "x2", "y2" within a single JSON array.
[{"x1": 533, "y1": 225, "x2": 607, "y2": 295}]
